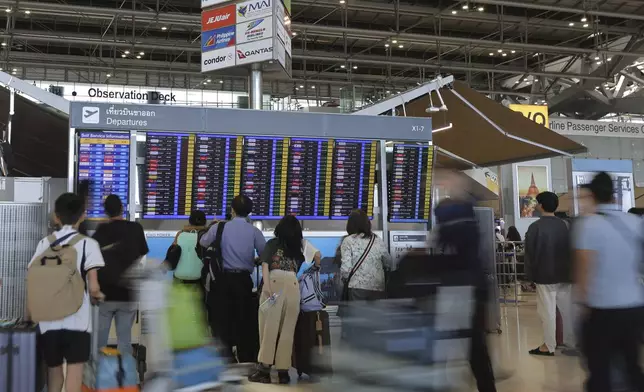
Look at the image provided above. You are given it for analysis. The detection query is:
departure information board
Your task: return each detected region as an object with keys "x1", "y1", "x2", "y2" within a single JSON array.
[
  {"x1": 143, "y1": 133, "x2": 242, "y2": 219},
  {"x1": 285, "y1": 138, "x2": 333, "y2": 219},
  {"x1": 77, "y1": 131, "x2": 130, "y2": 219},
  {"x1": 330, "y1": 140, "x2": 378, "y2": 219},
  {"x1": 241, "y1": 136, "x2": 289, "y2": 219},
  {"x1": 389, "y1": 144, "x2": 434, "y2": 222}
]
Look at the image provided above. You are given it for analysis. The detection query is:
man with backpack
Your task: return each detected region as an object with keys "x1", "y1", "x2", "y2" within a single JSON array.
[
  {"x1": 92, "y1": 194, "x2": 149, "y2": 356},
  {"x1": 199, "y1": 195, "x2": 266, "y2": 362},
  {"x1": 26, "y1": 193, "x2": 105, "y2": 392}
]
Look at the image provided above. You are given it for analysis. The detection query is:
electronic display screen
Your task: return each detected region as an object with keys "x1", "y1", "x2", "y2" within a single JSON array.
[
  {"x1": 241, "y1": 136, "x2": 289, "y2": 220},
  {"x1": 143, "y1": 132, "x2": 240, "y2": 219},
  {"x1": 285, "y1": 138, "x2": 333, "y2": 220},
  {"x1": 329, "y1": 140, "x2": 377, "y2": 219},
  {"x1": 388, "y1": 144, "x2": 434, "y2": 223},
  {"x1": 77, "y1": 131, "x2": 130, "y2": 220}
]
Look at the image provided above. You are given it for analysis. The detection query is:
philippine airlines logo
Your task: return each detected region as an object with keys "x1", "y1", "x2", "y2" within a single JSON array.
[{"x1": 202, "y1": 25, "x2": 235, "y2": 51}]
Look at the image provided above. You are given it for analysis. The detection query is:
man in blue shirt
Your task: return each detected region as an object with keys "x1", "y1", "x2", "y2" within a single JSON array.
[
  {"x1": 200, "y1": 194, "x2": 266, "y2": 362},
  {"x1": 574, "y1": 172, "x2": 644, "y2": 392}
]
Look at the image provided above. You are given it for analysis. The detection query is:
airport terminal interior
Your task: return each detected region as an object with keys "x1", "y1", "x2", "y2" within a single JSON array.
[{"x1": 2, "y1": 0, "x2": 644, "y2": 391}]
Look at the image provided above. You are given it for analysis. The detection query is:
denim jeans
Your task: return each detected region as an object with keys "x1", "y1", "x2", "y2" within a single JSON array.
[{"x1": 97, "y1": 301, "x2": 137, "y2": 356}]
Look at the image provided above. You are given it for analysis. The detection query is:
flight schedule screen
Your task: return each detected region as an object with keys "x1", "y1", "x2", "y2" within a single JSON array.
[
  {"x1": 389, "y1": 144, "x2": 434, "y2": 222},
  {"x1": 77, "y1": 131, "x2": 130, "y2": 219},
  {"x1": 330, "y1": 140, "x2": 377, "y2": 219},
  {"x1": 285, "y1": 138, "x2": 333, "y2": 219},
  {"x1": 143, "y1": 133, "x2": 241, "y2": 219},
  {"x1": 241, "y1": 136, "x2": 289, "y2": 219}
]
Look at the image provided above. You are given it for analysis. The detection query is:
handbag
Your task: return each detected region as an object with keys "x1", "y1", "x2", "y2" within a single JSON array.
[{"x1": 341, "y1": 235, "x2": 377, "y2": 301}]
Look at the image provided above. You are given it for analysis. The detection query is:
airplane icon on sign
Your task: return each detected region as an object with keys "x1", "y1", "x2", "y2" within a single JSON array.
[{"x1": 82, "y1": 106, "x2": 100, "y2": 124}]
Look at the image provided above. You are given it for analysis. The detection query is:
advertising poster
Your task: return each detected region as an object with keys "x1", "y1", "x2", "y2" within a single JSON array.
[
  {"x1": 236, "y1": 16, "x2": 273, "y2": 44},
  {"x1": 236, "y1": 38, "x2": 273, "y2": 65},
  {"x1": 573, "y1": 171, "x2": 634, "y2": 213},
  {"x1": 201, "y1": 4, "x2": 237, "y2": 73},
  {"x1": 516, "y1": 165, "x2": 549, "y2": 218},
  {"x1": 236, "y1": 0, "x2": 273, "y2": 23}
]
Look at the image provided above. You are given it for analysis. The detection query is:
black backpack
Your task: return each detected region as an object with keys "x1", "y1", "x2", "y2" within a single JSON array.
[{"x1": 197, "y1": 222, "x2": 226, "y2": 291}]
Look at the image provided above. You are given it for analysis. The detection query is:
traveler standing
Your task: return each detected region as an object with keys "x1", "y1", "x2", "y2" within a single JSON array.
[
  {"x1": 92, "y1": 194, "x2": 149, "y2": 356},
  {"x1": 525, "y1": 191, "x2": 575, "y2": 356},
  {"x1": 574, "y1": 172, "x2": 644, "y2": 392},
  {"x1": 249, "y1": 215, "x2": 304, "y2": 384},
  {"x1": 166, "y1": 210, "x2": 208, "y2": 285},
  {"x1": 199, "y1": 195, "x2": 266, "y2": 362},
  {"x1": 340, "y1": 209, "x2": 392, "y2": 300}
]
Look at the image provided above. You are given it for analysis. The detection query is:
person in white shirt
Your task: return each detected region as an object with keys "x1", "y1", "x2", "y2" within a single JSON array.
[{"x1": 28, "y1": 193, "x2": 105, "y2": 392}]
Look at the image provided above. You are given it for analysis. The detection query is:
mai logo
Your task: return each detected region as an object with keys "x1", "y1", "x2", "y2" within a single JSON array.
[{"x1": 237, "y1": 5, "x2": 248, "y2": 17}]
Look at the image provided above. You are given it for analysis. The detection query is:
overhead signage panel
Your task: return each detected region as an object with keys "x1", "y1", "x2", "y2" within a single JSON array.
[
  {"x1": 236, "y1": 38, "x2": 273, "y2": 65},
  {"x1": 236, "y1": 17, "x2": 273, "y2": 44},
  {"x1": 202, "y1": 25, "x2": 236, "y2": 52},
  {"x1": 236, "y1": 0, "x2": 273, "y2": 23},
  {"x1": 508, "y1": 104, "x2": 549, "y2": 127},
  {"x1": 202, "y1": 46, "x2": 236, "y2": 72},
  {"x1": 201, "y1": 5, "x2": 236, "y2": 32}
]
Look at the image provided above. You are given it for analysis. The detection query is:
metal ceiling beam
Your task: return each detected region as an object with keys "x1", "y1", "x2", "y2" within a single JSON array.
[
  {"x1": 619, "y1": 70, "x2": 644, "y2": 86},
  {"x1": 0, "y1": 1, "x2": 641, "y2": 58},
  {"x1": 292, "y1": 0, "x2": 639, "y2": 35},
  {"x1": 474, "y1": 0, "x2": 644, "y2": 22},
  {"x1": 2, "y1": 30, "x2": 611, "y2": 81}
]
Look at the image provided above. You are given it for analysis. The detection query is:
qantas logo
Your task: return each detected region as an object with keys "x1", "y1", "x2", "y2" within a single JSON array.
[
  {"x1": 236, "y1": 46, "x2": 272, "y2": 59},
  {"x1": 207, "y1": 13, "x2": 231, "y2": 24}
]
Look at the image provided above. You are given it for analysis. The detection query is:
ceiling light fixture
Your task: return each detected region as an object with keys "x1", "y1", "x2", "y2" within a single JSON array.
[
  {"x1": 596, "y1": 61, "x2": 602, "y2": 65},
  {"x1": 398, "y1": 44, "x2": 404, "y2": 48},
  {"x1": 340, "y1": 64, "x2": 346, "y2": 68},
  {"x1": 384, "y1": 43, "x2": 389, "y2": 47},
  {"x1": 477, "y1": 6, "x2": 484, "y2": 11},
  {"x1": 136, "y1": 55, "x2": 141, "y2": 59},
  {"x1": 1, "y1": 43, "x2": 6, "y2": 47},
  {"x1": 161, "y1": 26, "x2": 167, "y2": 31},
  {"x1": 581, "y1": 15, "x2": 588, "y2": 22},
  {"x1": 24, "y1": 10, "x2": 30, "y2": 14},
  {"x1": 502, "y1": 53, "x2": 507, "y2": 57},
  {"x1": 219, "y1": 80, "x2": 224, "y2": 84},
  {"x1": 121, "y1": 54, "x2": 126, "y2": 58},
  {"x1": 339, "y1": 0, "x2": 345, "y2": 3},
  {"x1": 489, "y1": 52, "x2": 494, "y2": 56},
  {"x1": 299, "y1": 85, "x2": 304, "y2": 88},
  {"x1": 292, "y1": 32, "x2": 297, "y2": 36},
  {"x1": 607, "y1": 57, "x2": 612, "y2": 62},
  {"x1": 594, "y1": 55, "x2": 600, "y2": 60},
  {"x1": 392, "y1": 39, "x2": 398, "y2": 44},
  {"x1": 207, "y1": 79, "x2": 212, "y2": 83},
  {"x1": 139, "y1": 51, "x2": 144, "y2": 55},
  {"x1": 583, "y1": 23, "x2": 589, "y2": 28},
  {"x1": 5, "y1": 8, "x2": 11, "y2": 13},
  {"x1": 511, "y1": 50, "x2": 516, "y2": 53},
  {"x1": 311, "y1": 86, "x2": 315, "y2": 89},
  {"x1": 353, "y1": 65, "x2": 358, "y2": 69},
  {"x1": 462, "y1": 4, "x2": 469, "y2": 10},
  {"x1": 124, "y1": 50, "x2": 130, "y2": 55},
  {"x1": 12, "y1": 68, "x2": 16, "y2": 72},
  {"x1": 451, "y1": 10, "x2": 457, "y2": 14},
  {"x1": 497, "y1": 49, "x2": 503, "y2": 53},
  {"x1": 569, "y1": 22, "x2": 574, "y2": 26},
  {"x1": 523, "y1": 77, "x2": 529, "y2": 81},
  {"x1": 106, "y1": 74, "x2": 111, "y2": 78}
]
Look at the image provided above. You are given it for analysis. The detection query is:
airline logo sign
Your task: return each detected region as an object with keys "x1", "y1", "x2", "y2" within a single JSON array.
[
  {"x1": 202, "y1": 46, "x2": 235, "y2": 72},
  {"x1": 236, "y1": 17, "x2": 273, "y2": 44},
  {"x1": 236, "y1": 38, "x2": 273, "y2": 65},
  {"x1": 202, "y1": 25, "x2": 236, "y2": 52},
  {"x1": 236, "y1": 0, "x2": 272, "y2": 23},
  {"x1": 201, "y1": 4, "x2": 236, "y2": 32}
]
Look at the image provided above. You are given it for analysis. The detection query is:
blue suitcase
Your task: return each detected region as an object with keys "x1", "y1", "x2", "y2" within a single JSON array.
[
  {"x1": 0, "y1": 322, "x2": 41, "y2": 392},
  {"x1": 173, "y1": 345, "x2": 223, "y2": 389}
]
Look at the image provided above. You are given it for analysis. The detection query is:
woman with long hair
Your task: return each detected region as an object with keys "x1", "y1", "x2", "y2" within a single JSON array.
[
  {"x1": 249, "y1": 215, "x2": 303, "y2": 384},
  {"x1": 340, "y1": 209, "x2": 392, "y2": 301}
]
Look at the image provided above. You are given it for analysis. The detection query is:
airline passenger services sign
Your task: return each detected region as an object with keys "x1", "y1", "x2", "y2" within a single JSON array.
[{"x1": 549, "y1": 118, "x2": 644, "y2": 138}]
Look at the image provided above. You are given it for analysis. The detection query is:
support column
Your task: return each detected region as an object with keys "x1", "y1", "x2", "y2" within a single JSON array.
[{"x1": 249, "y1": 63, "x2": 263, "y2": 110}]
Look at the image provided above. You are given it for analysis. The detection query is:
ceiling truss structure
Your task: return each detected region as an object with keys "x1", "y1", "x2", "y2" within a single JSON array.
[{"x1": 0, "y1": 0, "x2": 643, "y2": 115}]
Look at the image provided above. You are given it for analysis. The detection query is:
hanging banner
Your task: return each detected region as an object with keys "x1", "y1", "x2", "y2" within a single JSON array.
[{"x1": 509, "y1": 104, "x2": 549, "y2": 127}]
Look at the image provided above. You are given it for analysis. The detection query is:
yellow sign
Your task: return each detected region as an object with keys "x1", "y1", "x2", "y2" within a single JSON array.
[{"x1": 509, "y1": 104, "x2": 549, "y2": 127}]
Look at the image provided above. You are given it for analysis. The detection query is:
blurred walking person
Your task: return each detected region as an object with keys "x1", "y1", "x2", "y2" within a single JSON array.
[
  {"x1": 525, "y1": 191, "x2": 575, "y2": 356},
  {"x1": 249, "y1": 215, "x2": 303, "y2": 384},
  {"x1": 574, "y1": 172, "x2": 644, "y2": 392}
]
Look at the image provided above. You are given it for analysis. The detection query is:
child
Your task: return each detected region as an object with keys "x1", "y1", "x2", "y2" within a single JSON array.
[{"x1": 28, "y1": 193, "x2": 105, "y2": 392}]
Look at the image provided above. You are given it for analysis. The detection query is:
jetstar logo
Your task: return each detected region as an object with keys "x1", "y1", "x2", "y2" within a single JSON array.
[
  {"x1": 237, "y1": 0, "x2": 271, "y2": 20},
  {"x1": 236, "y1": 46, "x2": 272, "y2": 59}
]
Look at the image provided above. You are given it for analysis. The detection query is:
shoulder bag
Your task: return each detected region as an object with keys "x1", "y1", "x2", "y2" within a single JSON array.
[{"x1": 341, "y1": 235, "x2": 377, "y2": 301}]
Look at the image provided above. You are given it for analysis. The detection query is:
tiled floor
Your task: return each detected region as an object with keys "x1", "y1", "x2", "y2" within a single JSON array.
[{"x1": 242, "y1": 301, "x2": 587, "y2": 392}]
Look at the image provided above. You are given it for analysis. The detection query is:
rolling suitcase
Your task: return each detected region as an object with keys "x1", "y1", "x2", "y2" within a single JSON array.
[
  {"x1": 293, "y1": 310, "x2": 332, "y2": 378},
  {"x1": 0, "y1": 322, "x2": 41, "y2": 392}
]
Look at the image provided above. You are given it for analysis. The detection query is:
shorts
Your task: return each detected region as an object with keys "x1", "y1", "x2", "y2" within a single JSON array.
[{"x1": 41, "y1": 329, "x2": 91, "y2": 367}]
